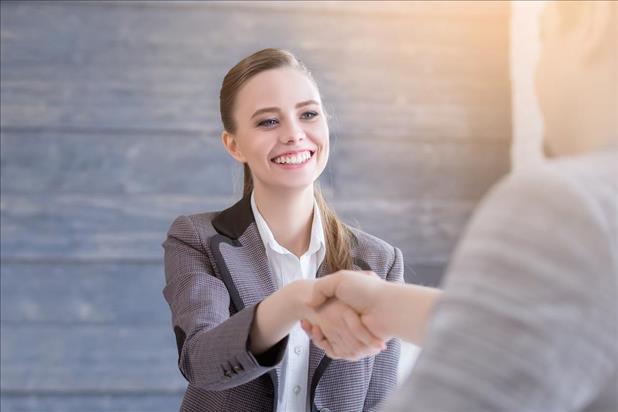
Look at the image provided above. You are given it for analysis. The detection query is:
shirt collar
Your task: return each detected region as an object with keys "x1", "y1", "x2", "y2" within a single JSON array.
[{"x1": 250, "y1": 191, "x2": 326, "y2": 261}]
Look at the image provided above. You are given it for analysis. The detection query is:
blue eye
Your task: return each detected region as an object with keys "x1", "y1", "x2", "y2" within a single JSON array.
[
  {"x1": 301, "y1": 111, "x2": 318, "y2": 120},
  {"x1": 257, "y1": 118, "x2": 279, "y2": 128}
]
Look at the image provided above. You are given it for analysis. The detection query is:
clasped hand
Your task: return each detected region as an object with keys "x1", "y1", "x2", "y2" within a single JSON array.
[{"x1": 300, "y1": 270, "x2": 391, "y2": 361}]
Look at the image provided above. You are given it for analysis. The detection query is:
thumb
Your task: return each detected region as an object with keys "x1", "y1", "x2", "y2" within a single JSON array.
[{"x1": 307, "y1": 274, "x2": 340, "y2": 308}]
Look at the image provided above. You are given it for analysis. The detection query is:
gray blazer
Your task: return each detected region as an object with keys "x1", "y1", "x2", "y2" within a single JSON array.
[{"x1": 163, "y1": 195, "x2": 403, "y2": 412}]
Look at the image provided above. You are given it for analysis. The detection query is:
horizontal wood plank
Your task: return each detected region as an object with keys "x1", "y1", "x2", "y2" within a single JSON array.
[
  {"x1": 0, "y1": 394, "x2": 183, "y2": 412},
  {"x1": 331, "y1": 139, "x2": 509, "y2": 200},
  {"x1": 1, "y1": 2, "x2": 510, "y2": 140},
  {"x1": 0, "y1": 194, "x2": 475, "y2": 265},
  {"x1": 1, "y1": 263, "x2": 169, "y2": 325},
  {"x1": 0, "y1": 131, "x2": 239, "y2": 196},
  {"x1": 1, "y1": 130, "x2": 506, "y2": 199},
  {"x1": 0, "y1": 325, "x2": 186, "y2": 392}
]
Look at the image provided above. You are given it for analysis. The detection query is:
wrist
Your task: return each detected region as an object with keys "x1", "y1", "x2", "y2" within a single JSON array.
[
  {"x1": 374, "y1": 281, "x2": 397, "y2": 337},
  {"x1": 288, "y1": 279, "x2": 314, "y2": 320}
]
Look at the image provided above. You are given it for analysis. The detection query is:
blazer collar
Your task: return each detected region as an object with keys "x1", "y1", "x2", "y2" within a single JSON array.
[{"x1": 212, "y1": 194, "x2": 255, "y2": 240}]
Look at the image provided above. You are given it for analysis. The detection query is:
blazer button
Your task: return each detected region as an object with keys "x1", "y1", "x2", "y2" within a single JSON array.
[
  {"x1": 233, "y1": 364, "x2": 244, "y2": 373},
  {"x1": 223, "y1": 370, "x2": 233, "y2": 378}
]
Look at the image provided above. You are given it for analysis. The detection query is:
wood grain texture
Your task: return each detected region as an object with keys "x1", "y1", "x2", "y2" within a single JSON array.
[
  {"x1": 0, "y1": 325, "x2": 186, "y2": 391},
  {"x1": 1, "y1": 2, "x2": 511, "y2": 141},
  {"x1": 1, "y1": 130, "x2": 505, "y2": 198},
  {"x1": 0, "y1": 194, "x2": 474, "y2": 264},
  {"x1": 0, "y1": 131, "x2": 239, "y2": 196},
  {"x1": 1, "y1": 263, "x2": 170, "y2": 325},
  {"x1": 331, "y1": 139, "x2": 509, "y2": 200},
  {"x1": 0, "y1": 394, "x2": 183, "y2": 412}
]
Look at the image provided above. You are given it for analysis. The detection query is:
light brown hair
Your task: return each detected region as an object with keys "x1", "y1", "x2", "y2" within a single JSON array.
[{"x1": 219, "y1": 48, "x2": 354, "y2": 272}]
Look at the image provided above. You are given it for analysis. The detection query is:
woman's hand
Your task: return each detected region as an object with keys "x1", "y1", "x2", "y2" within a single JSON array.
[
  {"x1": 302, "y1": 298, "x2": 386, "y2": 361},
  {"x1": 250, "y1": 279, "x2": 315, "y2": 355}
]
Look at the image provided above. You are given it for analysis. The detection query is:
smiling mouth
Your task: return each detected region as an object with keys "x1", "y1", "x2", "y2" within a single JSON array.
[{"x1": 271, "y1": 150, "x2": 315, "y2": 165}]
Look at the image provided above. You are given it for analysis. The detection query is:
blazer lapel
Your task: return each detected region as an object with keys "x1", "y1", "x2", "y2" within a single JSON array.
[
  {"x1": 219, "y1": 228, "x2": 278, "y2": 308},
  {"x1": 209, "y1": 194, "x2": 278, "y2": 309},
  {"x1": 209, "y1": 195, "x2": 283, "y2": 394}
]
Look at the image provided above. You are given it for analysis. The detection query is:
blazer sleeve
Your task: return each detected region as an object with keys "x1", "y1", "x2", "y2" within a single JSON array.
[
  {"x1": 385, "y1": 169, "x2": 617, "y2": 411},
  {"x1": 363, "y1": 246, "x2": 404, "y2": 411},
  {"x1": 162, "y1": 215, "x2": 288, "y2": 391}
]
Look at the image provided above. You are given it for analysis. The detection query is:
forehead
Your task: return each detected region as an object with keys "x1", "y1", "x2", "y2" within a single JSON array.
[{"x1": 235, "y1": 68, "x2": 321, "y2": 113}]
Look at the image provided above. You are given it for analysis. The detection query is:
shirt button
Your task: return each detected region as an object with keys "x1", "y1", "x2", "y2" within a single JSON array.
[
  {"x1": 293, "y1": 385, "x2": 301, "y2": 395},
  {"x1": 294, "y1": 345, "x2": 302, "y2": 355}
]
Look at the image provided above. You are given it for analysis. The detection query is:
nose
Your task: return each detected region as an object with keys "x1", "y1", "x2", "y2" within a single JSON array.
[{"x1": 280, "y1": 119, "x2": 305, "y2": 144}]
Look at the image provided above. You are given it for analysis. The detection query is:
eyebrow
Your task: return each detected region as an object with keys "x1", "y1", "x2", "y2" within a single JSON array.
[{"x1": 250, "y1": 100, "x2": 320, "y2": 120}]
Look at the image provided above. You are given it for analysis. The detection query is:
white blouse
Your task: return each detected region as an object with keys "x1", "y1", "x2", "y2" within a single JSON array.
[{"x1": 250, "y1": 192, "x2": 326, "y2": 412}]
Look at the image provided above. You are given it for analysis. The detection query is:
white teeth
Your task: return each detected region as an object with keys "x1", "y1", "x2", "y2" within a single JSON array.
[{"x1": 274, "y1": 151, "x2": 312, "y2": 165}]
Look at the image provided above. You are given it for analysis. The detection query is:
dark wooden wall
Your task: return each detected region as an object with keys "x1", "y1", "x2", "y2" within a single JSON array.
[{"x1": 0, "y1": 1, "x2": 511, "y2": 411}]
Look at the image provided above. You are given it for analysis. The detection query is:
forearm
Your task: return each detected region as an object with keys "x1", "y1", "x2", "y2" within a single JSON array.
[
  {"x1": 376, "y1": 283, "x2": 441, "y2": 345},
  {"x1": 250, "y1": 279, "x2": 313, "y2": 354}
]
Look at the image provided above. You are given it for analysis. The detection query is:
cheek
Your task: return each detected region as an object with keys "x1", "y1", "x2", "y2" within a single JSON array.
[
  {"x1": 313, "y1": 121, "x2": 330, "y2": 149},
  {"x1": 315, "y1": 129, "x2": 329, "y2": 163},
  {"x1": 237, "y1": 134, "x2": 269, "y2": 162}
]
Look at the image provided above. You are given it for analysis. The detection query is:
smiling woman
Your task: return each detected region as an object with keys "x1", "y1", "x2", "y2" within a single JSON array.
[{"x1": 161, "y1": 48, "x2": 404, "y2": 412}]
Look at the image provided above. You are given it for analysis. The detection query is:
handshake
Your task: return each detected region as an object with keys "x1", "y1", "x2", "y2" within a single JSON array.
[
  {"x1": 251, "y1": 271, "x2": 439, "y2": 361},
  {"x1": 300, "y1": 270, "x2": 393, "y2": 361}
]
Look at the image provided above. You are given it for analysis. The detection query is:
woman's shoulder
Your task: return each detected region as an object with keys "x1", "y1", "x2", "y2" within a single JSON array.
[
  {"x1": 166, "y1": 210, "x2": 223, "y2": 245},
  {"x1": 348, "y1": 226, "x2": 399, "y2": 269}
]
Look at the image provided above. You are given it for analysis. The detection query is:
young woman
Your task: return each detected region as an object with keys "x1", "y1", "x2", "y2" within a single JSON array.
[{"x1": 163, "y1": 48, "x2": 403, "y2": 412}]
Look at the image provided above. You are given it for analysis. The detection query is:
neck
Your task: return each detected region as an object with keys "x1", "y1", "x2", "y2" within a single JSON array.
[{"x1": 253, "y1": 184, "x2": 315, "y2": 258}]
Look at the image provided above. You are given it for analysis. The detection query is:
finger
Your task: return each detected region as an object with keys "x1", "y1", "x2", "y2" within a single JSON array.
[
  {"x1": 337, "y1": 310, "x2": 382, "y2": 359},
  {"x1": 308, "y1": 275, "x2": 341, "y2": 307},
  {"x1": 342, "y1": 308, "x2": 385, "y2": 351},
  {"x1": 332, "y1": 318, "x2": 365, "y2": 358},
  {"x1": 311, "y1": 324, "x2": 325, "y2": 342},
  {"x1": 328, "y1": 331, "x2": 350, "y2": 360},
  {"x1": 317, "y1": 322, "x2": 347, "y2": 358},
  {"x1": 300, "y1": 319, "x2": 313, "y2": 336},
  {"x1": 316, "y1": 336, "x2": 338, "y2": 359}
]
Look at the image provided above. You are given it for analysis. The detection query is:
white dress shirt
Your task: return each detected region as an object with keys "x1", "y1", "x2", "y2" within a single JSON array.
[{"x1": 250, "y1": 192, "x2": 326, "y2": 412}]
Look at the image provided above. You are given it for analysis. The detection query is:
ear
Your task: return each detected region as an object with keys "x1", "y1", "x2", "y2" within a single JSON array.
[
  {"x1": 578, "y1": 1, "x2": 614, "y2": 61},
  {"x1": 221, "y1": 130, "x2": 247, "y2": 163}
]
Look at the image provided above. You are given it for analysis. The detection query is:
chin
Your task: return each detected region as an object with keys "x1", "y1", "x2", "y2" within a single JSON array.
[{"x1": 276, "y1": 180, "x2": 317, "y2": 192}]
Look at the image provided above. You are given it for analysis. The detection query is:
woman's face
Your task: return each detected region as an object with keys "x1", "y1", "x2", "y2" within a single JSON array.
[{"x1": 223, "y1": 67, "x2": 329, "y2": 193}]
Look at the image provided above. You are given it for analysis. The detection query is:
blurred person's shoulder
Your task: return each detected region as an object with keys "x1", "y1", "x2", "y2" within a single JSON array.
[
  {"x1": 549, "y1": 148, "x2": 618, "y2": 241},
  {"x1": 549, "y1": 148, "x2": 618, "y2": 193},
  {"x1": 523, "y1": 148, "x2": 616, "y2": 229},
  {"x1": 483, "y1": 147, "x2": 617, "y2": 245}
]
